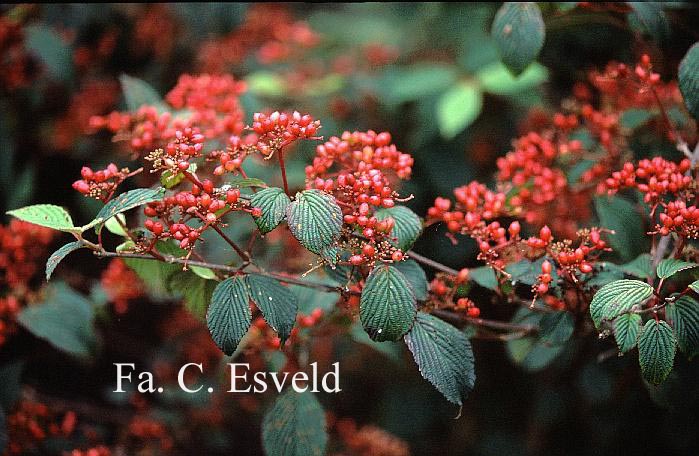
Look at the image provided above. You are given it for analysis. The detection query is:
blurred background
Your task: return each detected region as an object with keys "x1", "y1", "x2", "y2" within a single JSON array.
[{"x1": 1, "y1": 3, "x2": 699, "y2": 455}]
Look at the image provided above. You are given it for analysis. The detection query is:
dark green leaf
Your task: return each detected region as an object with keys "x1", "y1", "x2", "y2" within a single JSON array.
[
  {"x1": 491, "y1": 2, "x2": 545, "y2": 75},
  {"x1": 206, "y1": 277, "x2": 251, "y2": 356},
  {"x1": 376, "y1": 206, "x2": 422, "y2": 252},
  {"x1": 594, "y1": 196, "x2": 647, "y2": 262},
  {"x1": 7, "y1": 204, "x2": 76, "y2": 232},
  {"x1": 539, "y1": 311, "x2": 574, "y2": 345},
  {"x1": 25, "y1": 25, "x2": 72, "y2": 80},
  {"x1": 17, "y1": 283, "x2": 96, "y2": 357},
  {"x1": 620, "y1": 109, "x2": 654, "y2": 130},
  {"x1": 0, "y1": 361, "x2": 24, "y2": 410},
  {"x1": 251, "y1": 187, "x2": 291, "y2": 234},
  {"x1": 394, "y1": 259, "x2": 429, "y2": 301},
  {"x1": 349, "y1": 322, "x2": 403, "y2": 363},
  {"x1": 507, "y1": 257, "x2": 558, "y2": 287},
  {"x1": 405, "y1": 312, "x2": 476, "y2": 405},
  {"x1": 665, "y1": 296, "x2": 699, "y2": 358},
  {"x1": 638, "y1": 319, "x2": 676, "y2": 385},
  {"x1": 590, "y1": 279, "x2": 653, "y2": 328},
  {"x1": 629, "y1": 2, "x2": 668, "y2": 43},
  {"x1": 95, "y1": 188, "x2": 165, "y2": 226},
  {"x1": 506, "y1": 308, "x2": 565, "y2": 372},
  {"x1": 620, "y1": 253, "x2": 654, "y2": 279},
  {"x1": 613, "y1": 313, "x2": 642, "y2": 353},
  {"x1": 262, "y1": 389, "x2": 327, "y2": 456},
  {"x1": 656, "y1": 258, "x2": 699, "y2": 280},
  {"x1": 360, "y1": 264, "x2": 417, "y2": 342},
  {"x1": 45, "y1": 241, "x2": 83, "y2": 281},
  {"x1": 287, "y1": 190, "x2": 343, "y2": 260},
  {"x1": 679, "y1": 42, "x2": 699, "y2": 119},
  {"x1": 246, "y1": 274, "x2": 298, "y2": 344},
  {"x1": 469, "y1": 266, "x2": 499, "y2": 291},
  {"x1": 380, "y1": 64, "x2": 459, "y2": 105}
]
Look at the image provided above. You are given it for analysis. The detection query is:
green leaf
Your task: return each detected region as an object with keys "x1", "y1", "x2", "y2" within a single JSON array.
[
  {"x1": 476, "y1": 62, "x2": 548, "y2": 95},
  {"x1": 0, "y1": 361, "x2": 24, "y2": 410},
  {"x1": 7, "y1": 204, "x2": 76, "y2": 232},
  {"x1": 404, "y1": 312, "x2": 476, "y2": 405},
  {"x1": 638, "y1": 319, "x2": 676, "y2": 385},
  {"x1": 251, "y1": 187, "x2": 291, "y2": 234},
  {"x1": 349, "y1": 322, "x2": 403, "y2": 363},
  {"x1": 262, "y1": 389, "x2": 327, "y2": 456},
  {"x1": 246, "y1": 71, "x2": 286, "y2": 98},
  {"x1": 123, "y1": 241, "x2": 182, "y2": 298},
  {"x1": 679, "y1": 42, "x2": 699, "y2": 119},
  {"x1": 613, "y1": 313, "x2": 642, "y2": 353},
  {"x1": 656, "y1": 258, "x2": 699, "y2": 280},
  {"x1": 226, "y1": 176, "x2": 269, "y2": 189},
  {"x1": 506, "y1": 257, "x2": 559, "y2": 287},
  {"x1": 620, "y1": 109, "x2": 654, "y2": 130},
  {"x1": 169, "y1": 271, "x2": 218, "y2": 320},
  {"x1": 160, "y1": 163, "x2": 196, "y2": 189},
  {"x1": 469, "y1": 266, "x2": 499, "y2": 291},
  {"x1": 629, "y1": 2, "x2": 668, "y2": 43},
  {"x1": 539, "y1": 311, "x2": 574, "y2": 345},
  {"x1": 45, "y1": 241, "x2": 83, "y2": 281},
  {"x1": 436, "y1": 82, "x2": 483, "y2": 139},
  {"x1": 206, "y1": 277, "x2": 251, "y2": 355},
  {"x1": 287, "y1": 190, "x2": 343, "y2": 259},
  {"x1": 689, "y1": 280, "x2": 699, "y2": 295},
  {"x1": 394, "y1": 259, "x2": 429, "y2": 301},
  {"x1": 380, "y1": 64, "x2": 459, "y2": 105},
  {"x1": 375, "y1": 206, "x2": 422, "y2": 252},
  {"x1": 506, "y1": 308, "x2": 565, "y2": 371},
  {"x1": 590, "y1": 279, "x2": 653, "y2": 328},
  {"x1": 94, "y1": 188, "x2": 165, "y2": 227},
  {"x1": 17, "y1": 283, "x2": 96, "y2": 357},
  {"x1": 246, "y1": 274, "x2": 298, "y2": 344},
  {"x1": 491, "y1": 2, "x2": 545, "y2": 75},
  {"x1": 190, "y1": 266, "x2": 218, "y2": 280},
  {"x1": 104, "y1": 214, "x2": 128, "y2": 236},
  {"x1": 594, "y1": 196, "x2": 647, "y2": 262},
  {"x1": 25, "y1": 25, "x2": 72, "y2": 80},
  {"x1": 620, "y1": 253, "x2": 654, "y2": 279},
  {"x1": 360, "y1": 264, "x2": 417, "y2": 342},
  {"x1": 665, "y1": 296, "x2": 699, "y2": 358},
  {"x1": 119, "y1": 74, "x2": 165, "y2": 112}
]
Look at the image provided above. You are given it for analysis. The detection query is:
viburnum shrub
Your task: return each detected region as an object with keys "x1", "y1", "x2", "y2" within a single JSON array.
[{"x1": 6, "y1": 9, "x2": 699, "y2": 454}]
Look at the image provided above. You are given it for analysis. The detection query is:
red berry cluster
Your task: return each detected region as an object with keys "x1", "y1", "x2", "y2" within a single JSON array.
[
  {"x1": 602, "y1": 157, "x2": 692, "y2": 204},
  {"x1": 144, "y1": 127, "x2": 205, "y2": 174},
  {"x1": 5, "y1": 400, "x2": 77, "y2": 455},
  {"x1": 0, "y1": 220, "x2": 54, "y2": 288},
  {"x1": 427, "y1": 181, "x2": 509, "y2": 234},
  {"x1": 655, "y1": 200, "x2": 699, "y2": 239},
  {"x1": 456, "y1": 297, "x2": 481, "y2": 317},
  {"x1": 100, "y1": 259, "x2": 145, "y2": 314},
  {"x1": 306, "y1": 130, "x2": 413, "y2": 266},
  {"x1": 72, "y1": 163, "x2": 130, "y2": 201}
]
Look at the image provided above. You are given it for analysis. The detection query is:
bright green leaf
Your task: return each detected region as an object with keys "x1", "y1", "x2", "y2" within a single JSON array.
[
  {"x1": 638, "y1": 319, "x2": 676, "y2": 385},
  {"x1": 620, "y1": 253, "x2": 654, "y2": 279},
  {"x1": 656, "y1": 258, "x2": 699, "y2": 280},
  {"x1": 104, "y1": 214, "x2": 128, "y2": 237},
  {"x1": 169, "y1": 271, "x2": 218, "y2": 320},
  {"x1": 7, "y1": 204, "x2": 76, "y2": 232},
  {"x1": 225, "y1": 176, "x2": 269, "y2": 189},
  {"x1": 436, "y1": 82, "x2": 483, "y2": 139},
  {"x1": 206, "y1": 277, "x2": 251, "y2": 355},
  {"x1": 360, "y1": 264, "x2": 417, "y2": 342},
  {"x1": 404, "y1": 312, "x2": 476, "y2": 405},
  {"x1": 476, "y1": 62, "x2": 548, "y2": 95},
  {"x1": 246, "y1": 71, "x2": 286, "y2": 98},
  {"x1": 262, "y1": 389, "x2": 327, "y2": 456},
  {"x1": 190, "y1": 266, "x2": 218, "y2": 281}
]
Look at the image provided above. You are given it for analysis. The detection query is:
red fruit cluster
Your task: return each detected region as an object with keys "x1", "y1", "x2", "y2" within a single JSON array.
[
  {"x1": 72, "y1": 163, "x2": 129, "y2": 201},
  {"x1": 298, "y1": 307, "x2": 324, "y2": 328},
  {"x1": 145, "y1": 127, "x2": 205, "y2": 174},
  {"x1": 427, "y1": 181, "x2": 508, "y2": 234},
  {"x1": 655, "y1": 200, "x2": 699, "y2": 239},
  {"x1": 100, "y1": 259, "x2": 145, "y2": 314},
  {"x1": 5, "y1": 400, "x2": 77, "y2": 455},
  {"x1": 68, "y1": 446, "x2": 112, "y2": 456},
  {"x1": 456, "y1": 297, "x2": 480, "y2": 317},
  {"x1": 602, "y1": 158, "x2": 692, "y2": 204},
  {"x1": 335, "y1": 419, "x2": 410, "y2": 456},
  {"x1": 305, "y1": 130, "x2": 413, "y2": 266},
  {"x1": 0, "y1": 220, "x2": 54, "y2": 287}
]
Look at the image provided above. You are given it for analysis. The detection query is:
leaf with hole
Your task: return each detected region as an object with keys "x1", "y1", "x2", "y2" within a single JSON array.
[
  {"x1": 7, "y1": 204, "x2": 77, "y2": 232},
  {"x1": 206, "y1": 277, "x2": 251, "y2": 355},
  {"x1": 251, "y1": 187, "x2": 291, "y2": 234},
  {"x1": 638, "y1": 319, "x2": 676, "y2": 385},
  {"x1": 45, "y1": 241, "x2": 83, "y2": 281},
  {"x1": 261, "y1": 389, "x2": 327, "y2": 456},
  {"x1": 246, "y1": 274, "x2": 298, "y2": 344},
  {"x1": 360, "y1": 264, "x2": 417, "y2": 342},
  {"x1": 287, "y1": 190, "x2": 343, "y2": 260},
  {"x1": 590, "y1": 279, "x2": 653, "y2": 328},
  {"x1": 404, "y1": 312, "x2": 476, "y2": 405},
  {"x1": 491, "y1": 2, "x2": 545, "y2": 75}
]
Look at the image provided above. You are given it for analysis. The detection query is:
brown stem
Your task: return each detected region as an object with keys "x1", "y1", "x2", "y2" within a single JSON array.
[
  {"x1": 278, "y1": 148, "x2": 290, "y2": 196},
  {"x1": 407, "y1": 250, "x2": 459, "y2": 275},
  {"x1": 431, "y1": 308, "x2": 538, "y2": 334}
]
